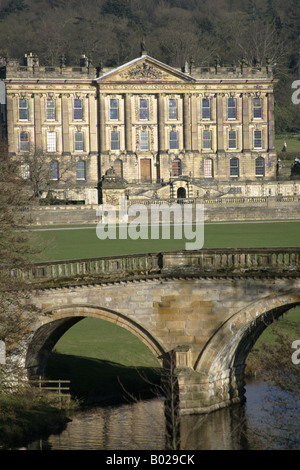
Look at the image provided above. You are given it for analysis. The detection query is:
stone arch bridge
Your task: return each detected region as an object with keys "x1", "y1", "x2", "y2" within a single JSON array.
[{"x1": 14, "y1": 248, "x2": 300, "y2": 415}]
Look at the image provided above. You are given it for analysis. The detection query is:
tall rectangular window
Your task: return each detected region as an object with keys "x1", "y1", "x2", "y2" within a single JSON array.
[
  {"x1": 230, "y1": 158, "x2": 239, "y2": 177},
  {"x1": 47, "y1": 132, "x2": 56, "y2": 152},
  {"x1": 140, "y1": 131, "x2": 149, "y2": 150},
  {"x1": 20, "y1": 131, "x2": 29, "y2": 151},
  {"x1": 139, "y1": 99, "x2": 148, "y2": 120},
  {"x1": 172, "y1": 159, "x2": 181, "y2": 177},
  {"x1": 110, "y1": 131, "x2": 120, "y2": 150},
  {"x1": 76, "y1": 160, "x2": 86, "y2": 180},
  {"x1": 49, "y1": 161, "x2": 58, "y2": 180},
  {"x1": 19, "y1": 99, "x2": 28, "y2": 121},
  {"x1": 228, "y1": 98, "x2": 236, "y2": 119},
  {"x1": 74, "y1": 99, "x2": 83, "y2": 120},
  {"x1": 202, "y1": 98, "x2": 210, "y2": 120},
  {"x1": 253, "y1": 98, "x2": 262, "y2": 119},
  {"x1": 204, "y1": 158, "x2": 213, "y2": 178},
  {"x1": 75, "y1": 132, "x2": 84, "y2": 151},
  {"x1": 203, "y1": 130, "x2": 211, "y2": 149},
  {"x1": 168, "y1": 99, "x2": 177, "y2": 120},
  {"x1": 228, "y1": 130, "x2": 237, "y2": 149},
  {"x1": 110, "y1": 99, "x2": 119, "y2": 120},
  {"x1": 169, "y1": 130, "x2": 178, "y2": 149},
  {"x1": 255, "y1": 157, "x2": 265, "y2": 177},
  {"x1": 254, "y1": 130, "x2": 262, "y2": 149},
  {"x1": 46, "y1": 99, "x2": 56, "y2": 121}
]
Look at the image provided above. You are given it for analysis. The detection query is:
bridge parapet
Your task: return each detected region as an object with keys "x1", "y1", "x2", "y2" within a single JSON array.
[{"x1": 14, "y1": 248, "x2": 300, "y2": 287}]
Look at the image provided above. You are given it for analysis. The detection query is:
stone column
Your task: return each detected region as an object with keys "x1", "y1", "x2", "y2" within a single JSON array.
[
  {"x1": 183, "y1": 93, "x2": 191, "y2": 151},
  {"x1": 216, "y1": 94, "x2": 224, "y2": 152},
  {"x1": 88, "y1": 93, "x2": 97, "y2": 154},
  {"x1": 61, "y1": 94, "x2": 70, "y2": 154},
  {"x1": 6, "y1": 94, "x2": 15, "y2": 154},
  {"x1": 191, "y1": 94, "x2": 198, "y2": 151},
  {"x1": 242, "y1": 93, "x2": 250, "y2": 152},
  {"x1": 34, "y1": 94, "x2": 42, "y2": 152},
  {"x1": 99, "y1": 93, "x2": 106, "y2": 152},
  {"x1": 267, "y1": 92, "x2": 275, "y2": 151},
  {"x1": 88, "y1": 92, "x2": 98, "y2": 186},
  {"x1": 158, "y1": 93, "x2": 165, "y2": 152},
  {"x1": 125, "y1": 93, "x2": 132, "y2": 152}
]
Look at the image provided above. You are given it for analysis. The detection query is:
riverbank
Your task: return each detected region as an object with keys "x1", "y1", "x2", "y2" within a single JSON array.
[{"x1": 0, "y1": 394, "x2": 71, "y2": 449}]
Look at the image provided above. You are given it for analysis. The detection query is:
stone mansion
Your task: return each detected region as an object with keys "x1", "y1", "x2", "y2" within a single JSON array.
[{"x1": 1, "y1": 50, "x2": 279, "y2": 205}]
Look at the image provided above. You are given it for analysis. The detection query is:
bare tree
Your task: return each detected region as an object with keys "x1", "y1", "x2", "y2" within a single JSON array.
[
  {"x1": 0, "y1": 139, "x2": 40, "y2": 390},
  {"x1": 22, "y1": 147, "x2": 73, "y2": 200}
]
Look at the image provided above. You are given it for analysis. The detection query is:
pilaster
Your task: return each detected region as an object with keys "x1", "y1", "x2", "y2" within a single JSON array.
[
  {"x1": 61, "y1": 94, "x2": 70, "y2": 154},
  {"x1": 216, "y1": 94, "x2": 224, "y2": 152},
  {"x1": 242, "y1": 93, "x2": 250, "y2": 152},
  {"x1": 125, "y1": 93, "x2": 132, "y2": 152},
  {"x1": 99, "y1": 93, "x2": 106, "y2": 152},
  {"x1": 267, "y1": 92, "x2": 275, "y2": 151},
  {"x1": 158, "y1": 93, "x2": 165, "y2": 152},
  {"x1": 34, "y1": 94, "x2": 42, "y2": 151},
  {"x1": 183, "y1": 93, "x2": 191, "y2": 151},
  {"x1": 88, "y1": 92, "x2": 97, "y2": 154}
]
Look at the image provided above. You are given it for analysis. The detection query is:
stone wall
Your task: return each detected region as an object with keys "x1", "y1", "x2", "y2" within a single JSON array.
[{"x1": 28, "y1": 196, "x2": 300, "y2": 226}]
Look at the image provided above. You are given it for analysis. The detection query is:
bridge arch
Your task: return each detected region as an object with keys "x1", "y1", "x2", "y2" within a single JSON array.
[
  {"x1": 195, "y1": 290, "x2": 300, "y2": 377},
  {"x1": 25, "y1": 304, "x2": 167, "y2": 377}
]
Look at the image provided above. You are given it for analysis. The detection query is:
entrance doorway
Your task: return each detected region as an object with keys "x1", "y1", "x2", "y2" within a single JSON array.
[
  {"x1": 177, "y1": 187, "x2": 186, "y2": 199},
  {"x1": 140, "y1": 158, "x2": 152, "y2": 181}
]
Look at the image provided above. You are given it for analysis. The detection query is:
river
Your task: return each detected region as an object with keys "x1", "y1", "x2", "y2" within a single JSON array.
[{"x1": 25, "y1": 380, "x2": 300, "y2": 450}]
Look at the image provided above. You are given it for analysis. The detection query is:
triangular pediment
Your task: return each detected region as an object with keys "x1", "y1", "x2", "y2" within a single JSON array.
[{"x1": 96, "y1": 56, "x2": 196, "y2": 83}]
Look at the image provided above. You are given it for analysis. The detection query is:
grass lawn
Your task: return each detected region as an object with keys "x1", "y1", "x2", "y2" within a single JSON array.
[
  {"x1": 275, "y1": 133, "x2": 300, "y2": 152},
  {"x1": 32, "y1": 220, "x2": 300, "y2": 262}
]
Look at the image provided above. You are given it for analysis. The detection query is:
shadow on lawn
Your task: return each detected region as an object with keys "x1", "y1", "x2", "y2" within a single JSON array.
[{"x1": 46, "y1": 352, "x2": 163, "y2": 406}]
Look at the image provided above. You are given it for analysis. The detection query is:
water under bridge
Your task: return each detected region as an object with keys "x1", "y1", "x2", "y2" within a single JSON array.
[{"x1": 12, "y1": 248, "x2": 300, "y2": 415}]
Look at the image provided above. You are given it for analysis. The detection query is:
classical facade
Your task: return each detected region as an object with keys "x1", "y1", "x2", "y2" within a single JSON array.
[{"x1": 1, "y1": 51, "x2": 277, "y2": 204}]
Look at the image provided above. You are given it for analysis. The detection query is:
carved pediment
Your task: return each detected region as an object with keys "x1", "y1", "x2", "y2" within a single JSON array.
[
  {"x1": 97, "y1": 56, "x2": 195, "y2": 83},
  {"x1": 120, "y1": 62, "x2": 168, "y2": 80}
]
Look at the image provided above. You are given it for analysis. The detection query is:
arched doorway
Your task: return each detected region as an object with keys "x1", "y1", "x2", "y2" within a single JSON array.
[{"x1": 177, "y1": 187, "x2": 186, "y2": 199}]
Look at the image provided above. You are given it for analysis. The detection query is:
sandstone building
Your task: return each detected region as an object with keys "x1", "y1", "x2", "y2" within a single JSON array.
[{"x1": 1, "y1": 51, "x2": 277, "y2": 205}]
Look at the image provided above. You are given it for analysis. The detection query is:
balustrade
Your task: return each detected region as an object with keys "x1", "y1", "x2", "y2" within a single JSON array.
[{"x1": 15, "y1": 248, "x2": 300, "y2": 284}]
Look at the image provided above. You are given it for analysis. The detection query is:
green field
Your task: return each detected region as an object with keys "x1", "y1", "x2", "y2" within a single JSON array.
[
  {"x1": 32, "y1": 220, "x2": 300, "y2": 262},
  {"x1": 275, "y1": 133, "x2": 300, "y2": 153}
]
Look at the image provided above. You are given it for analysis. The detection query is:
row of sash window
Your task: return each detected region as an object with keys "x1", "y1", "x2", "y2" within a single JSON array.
[{"x1": 18, "y1": 97, "x2": 263, "y2": 122}]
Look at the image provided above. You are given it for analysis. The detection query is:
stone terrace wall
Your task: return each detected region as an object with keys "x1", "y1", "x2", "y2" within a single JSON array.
[{"x1": 27, "y1": 197, "x2": 300, "y2": 226}]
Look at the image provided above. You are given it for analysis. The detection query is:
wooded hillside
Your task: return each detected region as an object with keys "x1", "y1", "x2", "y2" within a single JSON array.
[{"x1": 0, "y1": 0, "x2": 300, "y2": 131}]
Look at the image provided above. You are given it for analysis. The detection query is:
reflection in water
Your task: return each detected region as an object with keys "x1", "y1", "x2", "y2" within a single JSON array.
[
  {"x1": 29, "y1": 399, "x2": 167, "y2": 450},
  {"x1": 28, "y1": 399, "x2": 249, "y2": 450},
  {"x1": 27, "y1": 381, "x2": 300, "y2": 450},
  {"x1": 180, "y1": 405, "x2": 248, "y2": 450}
]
